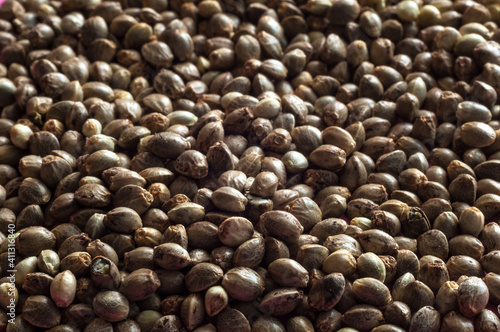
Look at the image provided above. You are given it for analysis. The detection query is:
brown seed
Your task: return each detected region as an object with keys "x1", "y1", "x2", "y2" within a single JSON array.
[
  {"x1": 50, "y1": 270, "x2": 76, "y2": 308},
  {"x1": 356, "y1": 252, "x2": 386, "y2": 281},
  {"x1": 23, "y1": 295, "x2": 61, "y2": 328},
  {"x1": 457, "y1": 276, "x2": 489, "y2": 318},
  {"x1": 371, "y1": 210, "x2": 401, "y2": 236},
  {"x1": 60, "y1": 252, "x2": 92, "y2": 278},
  {"x1": 400, "y1": 280, "x2": 435, "y2": 313},
  {"x1": 319, "y1": 194, "x2": 347, "y2": 219},
  {"x1": 368, "y1": 172, "x2": 400, "y2": 196},
  {"x1": 211, "y1": 186, "x2": 248, "y2": 212},
  {"x1": 259, "y1": 211, "x2": 304, "y2": 244},
  {"x1": 268, "y1": 258, "x2": 309, "y2": 288},
  {"x1": 216, "y1": 308, "x2": 250, "y2": 332},
  {"x1": 263, "y1": 236, "x2": 289, "y2": 268},
  {"x1": 384, "y1": 301, "x2": 411, "y2": 329},
  {"x1": 352, "y1": 277, "x2": 392, "y2": 307},
  {"x1": 74, "y1": 183, "x2": 112, "y2": 208},
  {"x1": 15, "y1": 225, "x2": 55, "y2": 258},
  {"x1": 323, "y1": 234, "x2": 363, "y2": 257},
  {"x1": 141, "y1": 41, "x2": 174, "y2": 68},
  {"x1": 440, "y1": 311, "x2": 474, "y2": 331},
  {"x1": 180, "y1": 293, "x2": 205, "y2": 331},
  {"x1": 93, "y1": 291, "x2": 129, "y2": 323},
  {"x1": 90, "y1": 256, "x2": 121, "y2": 290},
  {"x1": 479, "y1": 222, "x2": 500, "y2": 253},
  {"x1": 221, "y1": 267, "x2": 265, "y2": 301},
  {"x1": 435, "y1": 281, "x2": 459, "y2": 316},
  {"x1": 174, "y1": 150, "x2": 209, "y2": 179},
  {"x1": 358, "y1": 229, "x2": 399, "y2": 255},
  {"x1": 341, "y1": 156, "x2": 368, "y2": 193},
  {"x1": 308, "y1": 273, "x2": 345, "y2": 311},
  {"x1": 167, "y1": 202, "x2": 205, "y2": 226},
  {"x1": 259, "y1": 288, "x2": 304, "y2": 316},
  {"x1": 296, "y1": 244, "x2": 329, "y2": 272},
  {"x1": 449, "y1": 235, "x2": 485, "y2": 261},
  {"x1": 408, "y1": 306, "x2": 441, "y2": 332},
  {"x1": 309, "y1": 145, "x2": 347, "y2": 171},
  {"x1": 22, "y1": 272, "x2": 53, "y2": 296},
  {"x1": 447, "y1": 255, "x2": 484, "y2": 281},
  {"x1": 417, "y1": 229, "x2": 449, "y2": 261},
  {"x1": 460, "y1": 122, "x2": 496, "y2": 148},
  {"x1": 342, "y1": 304, "x2": 385, "y2": 331},
  {"x1": 18, "y1": 177, "x2": 51, "y2": 205},
  {"x1": 217, "y1": 217, "x2": 254, "y2": 247},
  {"x1": 162, "y1": 224, "x2": 188, "y2": 250},
  {"x1": 119, "y1": 268, "x2": 160, "y2": 302},
  {"x1": 204, "y1": 285, "x2": 228, "y2": 317},
  {"x1": 286, "y1": 316, "x2": 314, "y2": 332},
  {"x1": 474, "y1": 309, "x2": 500, "y2": 332},
  {"x1": 153, "y1": 243, "x2": 191, "y2": 270},
  {"x1": 400, "y1": 207, "x2": 431, "y2": 239},
  {"x1": 249, "y1": 172, "x2": 279, "y2": 198},
  {"x1": 419, "y1": 260, "x2": 450, "y2": 294},
  {"x1": 185, "y1": 263, "x2": 223, "y2": 293},
  {"x1": 103, "y1": 207, "x2": 142, "y2": 234}
]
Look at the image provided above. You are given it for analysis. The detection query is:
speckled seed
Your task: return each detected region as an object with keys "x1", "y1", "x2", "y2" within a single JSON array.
[
  {"x1": 50, "y1": 270, "x2": 76, "y2": 308},
  {"x1": 352, "y1": 277, "x2": 392, "y2": 307},
  {"x1": 268, "y1": 258, "x2": 309, "y2": 288},
  {"x1": 259, "y1": 288, "x2": 304, "y2": 316},
  {"x1": 356, "y1": 252, "x2": 386, "y2": 282},
  {"x1": 153, "y1": 243, "x2": 191, "y2": 270},
  {"x1": 309, "y1": 145, "x2": 347, "y2": 171},
  {"x1": 259, "y1": 211, "x2": 304, "y2": 244},
  {"x1": 392, "y1": 272, "x2": 415, "y2": 302},
  {"x1": 435, "y1": 281, "x2": 459, "y2": 316},
  {"x1": 457, "y1": 277, "x2": 489, "y2": 318},
  {"x1": 93, "y1": 291, "x2": 129, "y2": 323},
  {"x1": 400, "y1": 280, "x2": 435, "y2": 313},
  {"x1": 408, "y1": 306, "x2": 441, "y2": 332},
  {"x1": 342, "y1": 304, "x2": 385, "y2": 331},
  {"x1": 211, "y1": 187, "x2": 248, "y2": 212},
  {"x1": 460, "y1": 122, "x2": 496, "y2": 148},
  {"x1": 221, "y1": 267, "x2": 265, "y2": 301},
  {"x1": 218, "y1": 217, "x2": 254, "y2": 247},
  {"x1": 204, "y1": 285, "x2": 228, "y2": 317},
  {"x1": 322, "y1": 249, "x2": 357, "y2": 276},
  {"x1": 308, "y1": 273, "x2": 345, "y2": 311}
]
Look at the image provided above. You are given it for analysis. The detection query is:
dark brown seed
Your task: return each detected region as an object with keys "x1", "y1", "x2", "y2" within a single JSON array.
[
  {"x1": 408, "y1": 306, "x2": 441, "y2": 332},
  {"x1": 119, "y1": 268, "x2": 161, "y2": 302},
  {"x1": 447, "y1": 255, "x2": 484, "y2": 281},
  {"x1": 259, "y1": 211, "x2": 304, "y2": 244},
  {"x1": 221, "y1": 267, "x2": 264, "y2": 302},
  {"x1": 23, "y1": 295, "x2": 61, "y2": 328},
  {"x1": 418, "y1": 260, "x2": 450, "y2": 294},
  {"x1": 342, "y1": 304, "x2": 385, "y2": 331},
  {"x1": 475, "y1": 309, "x2": 500, "y2": 332},
  {"x1": 216, "y1": 308, "x2": 250, "y2": 332},
  {"x1": 259, "y1": 288, "x2": 304, "y2": 316},
  {"x1": 417, "y1": 229, "x2": 449, "y2": 261},
  {"x1": 74, "y1": 183, "x2": 112, "y2": 208},
  {"x1": 308, "y1": 273, "x2": 345, "y2": 311},
  {"x1": 400, "y1": 207, "x2": 431, "y2": 239},
  {"x1": 399, "y1": 281, "x2": 435, "y2": 313},
  {"x1": 384, "y1": 301, "x2": 411, "y2": 329}
]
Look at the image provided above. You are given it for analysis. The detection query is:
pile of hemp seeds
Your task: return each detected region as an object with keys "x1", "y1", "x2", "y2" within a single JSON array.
[{"x1": 0, "y1": 0, "x2": 498, "y2": 331}]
